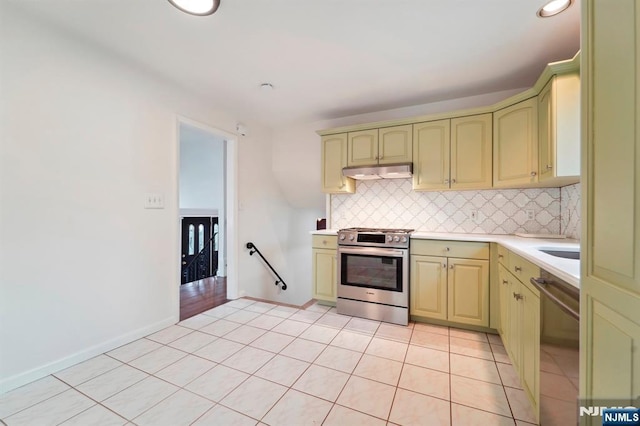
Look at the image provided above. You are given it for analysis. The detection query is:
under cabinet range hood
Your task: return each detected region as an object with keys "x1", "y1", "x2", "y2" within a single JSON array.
[{"x1": 342, "y1": 162, "x2": 413, "y2": 180}]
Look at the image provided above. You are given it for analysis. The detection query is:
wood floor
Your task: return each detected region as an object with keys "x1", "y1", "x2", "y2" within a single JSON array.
[{"x1": 179, "y1": 276, "x2": 228, "y2": 321}]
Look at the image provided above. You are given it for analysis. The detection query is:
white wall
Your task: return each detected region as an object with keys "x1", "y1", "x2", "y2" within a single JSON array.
[{"x1": 0, "y1": 3, "x2": 298, "y2": 392}]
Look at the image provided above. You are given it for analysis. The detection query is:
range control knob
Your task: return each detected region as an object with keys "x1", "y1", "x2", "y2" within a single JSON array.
[
  {"x1": 339, "y1": 234, "x2": 346, "y2": 240},
  {"x1": 349, "y1": 235, "x2": 355, "y2": 241},
  {"x1": 401, "y1": 236, "x2": 407, "y2": 243},
  {"x1": 387, "y1": 235, "x2": 393, "y2": 242},
  {"x1": 393, "y1": 236, "x2": 400, "y2": 242}
]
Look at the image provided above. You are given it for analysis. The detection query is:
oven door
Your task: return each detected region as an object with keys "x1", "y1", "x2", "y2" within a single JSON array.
[{"x1": 337, "y1": 246, "x2": 408, "y2": 307}]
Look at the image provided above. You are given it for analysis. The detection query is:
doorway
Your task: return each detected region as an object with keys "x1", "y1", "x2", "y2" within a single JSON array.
[{"x1": 177, "y1": 118, "x2": 238, "y2": 320}]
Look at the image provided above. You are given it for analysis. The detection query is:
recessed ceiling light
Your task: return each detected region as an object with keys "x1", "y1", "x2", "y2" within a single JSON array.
[
  {"x1": 537, "y1": 0, "x2": 572, "y2": 17},
  {"x1": 260, "y1": 83, "x2": 274, "y2": 91},
  {"x1": 168, "y1": 0, "x2": 220, "y2": 16}
]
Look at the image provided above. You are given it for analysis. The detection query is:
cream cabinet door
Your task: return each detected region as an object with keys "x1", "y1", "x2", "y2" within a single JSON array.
[
  {"x1": 538, "y1": 78, "x2": 555, "y2": 182},
  {"x1": 312, "y1": 248, "x2": 337, "y2": 303},
  {"x1": 410, "y1": 255, "x2": 448, "y2": 320},
  {"x1": 379, "y1": 125, "x2": 413, "y2": 164},
  {"x1": 412, "y1": 120, "x2": 450, "y2": 190},
  {"x1": 321, "y1": 134, "x2": 355, "y2": 194},
  {"x1": 498, "y1": 264, "x2": 511, "y2": 343},
  {"x1": 347, "y1": 129, "x2": 378, "y2": 166},
  {"x1": 507, "y1": 274, "x2": 521, "y2": 370},
  {"x1": 450, "y1": 114, "x2": 492, "y2": 190},
  {"x1": 538, "y1": 74, "x2": 580, "y2": 185},
  {"x1": 581, "y1": 0, "x2": 640, "y2": 416},
  {"x1": 493, "y1": 97, "x2": 539, "y2": 187},
  {"x1": 447, "y1": 258, "x2": 489, "y2": 327},
  {"x1": 519, "y1": 282, "x2": 540, "y2": 419}
]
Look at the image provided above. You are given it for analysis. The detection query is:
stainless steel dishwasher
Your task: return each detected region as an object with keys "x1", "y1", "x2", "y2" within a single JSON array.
[{"x1": 530, "y1": 270, "x2": 580, "y2": 426}]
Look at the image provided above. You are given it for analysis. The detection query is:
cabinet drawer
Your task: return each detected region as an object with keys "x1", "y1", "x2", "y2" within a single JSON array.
[
  {"x1": 411, "y1": 240, "x2": 489, "y2": 259},
  {"x1": 312, "y1": 235, "x2": 337, "y2": 249},
  {"x1": 497, "y1": 245, "x2": 509, "y2": 266},
  {"x1": 508, "y1": 251, "x2": 540, "y2": 284}
]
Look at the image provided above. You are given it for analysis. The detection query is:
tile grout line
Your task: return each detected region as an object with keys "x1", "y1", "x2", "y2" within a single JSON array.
[
  {"x1": 4, "y1": 301, "x2": 534, "y2": 425},
  {"x1": 449, "y1": 328, "x2": 453, "y2": 426}
]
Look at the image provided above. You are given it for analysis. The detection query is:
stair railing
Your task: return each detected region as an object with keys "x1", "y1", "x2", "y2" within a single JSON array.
[
  {"x1": 182, "y1": 232, "x2": 218, "y2": 283},
  {"x1": 246, "y1": 242, "x2": 288, "y2": 291}
]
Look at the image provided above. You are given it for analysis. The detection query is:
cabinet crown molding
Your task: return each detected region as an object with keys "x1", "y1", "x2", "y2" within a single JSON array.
[{"x1": 316, "y1": 52, "x2": 580, "y2": 137}]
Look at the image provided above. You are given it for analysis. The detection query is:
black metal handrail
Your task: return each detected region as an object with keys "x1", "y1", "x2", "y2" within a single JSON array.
[
  {"x1": 246, "y1": 242, "x2": 288, "y2": 291},
  {"x1": 184, "y1": 232, "x2": 218, "y2": 274}
]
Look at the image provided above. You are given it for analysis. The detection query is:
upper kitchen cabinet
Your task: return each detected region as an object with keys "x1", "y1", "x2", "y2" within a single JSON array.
[
  {"x1": 413, "y1": 119, "x2": 450, "y2": 191},
  {"x1": 318, "y1": 54, "x2": 581, "y2": 193},
  {"x1": 413, "y1": 115, "x2": 491, "y2": 191},
  {"x1": 493, "y1": 97, "x2": 539, "y2": 188},
  {"x1": 347, "y1": 125, "x2": 412, "y2": 167},
  {"x1": 538, "y1": 73, "x2": 580, "y2": 185},
  {"x1": 378, "y1": 125, "x2": 413, "y2": 164},
  {"x1": 347, "y1": 129, "x2": 378, "y2": 166},
  {"x1": 321, "y1": 134, "x2": 355, "y2": 194},
  {"x1": 450, "y1": 114, "x2": 493, "y2": 190}
]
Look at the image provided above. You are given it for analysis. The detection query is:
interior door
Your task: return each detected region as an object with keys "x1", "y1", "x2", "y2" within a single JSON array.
[{"x1": 181, "y1": 217, "x2": 213, "y2": 284}]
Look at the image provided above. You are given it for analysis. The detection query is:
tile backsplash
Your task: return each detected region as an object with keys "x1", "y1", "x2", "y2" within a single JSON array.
[
  {"x1": 560, "y1": 183, "x2": 581, "y2": 240},
  {"x1": 331, "y1": 179, "x2": 581, "y2": 239}
]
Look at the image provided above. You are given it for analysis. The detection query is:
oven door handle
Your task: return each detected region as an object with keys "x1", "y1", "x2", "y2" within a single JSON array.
[
  {"x1": 338, "y1": 246, "x2": 406, "y2": 257},
  {"x1": 530, "y1": 277, "x2": 580, "y2": 321}
]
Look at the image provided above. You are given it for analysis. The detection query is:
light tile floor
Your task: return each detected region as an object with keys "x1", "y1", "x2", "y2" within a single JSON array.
[{"x1": 0, "y1": 300, "x2": 539, "y2": 425}]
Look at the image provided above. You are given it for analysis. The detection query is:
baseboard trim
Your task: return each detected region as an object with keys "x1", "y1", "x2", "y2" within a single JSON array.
[{"x1": 0, "y1": 315, "x2": 177, "y2": 394}]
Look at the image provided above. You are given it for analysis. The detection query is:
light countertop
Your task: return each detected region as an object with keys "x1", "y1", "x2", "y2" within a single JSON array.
[
  {"x1": 311, "y1": 229, "x2": 580, "y2": 288},
  {"x1": 311, "y1": 229, "x2": 339, "y2": 235}
]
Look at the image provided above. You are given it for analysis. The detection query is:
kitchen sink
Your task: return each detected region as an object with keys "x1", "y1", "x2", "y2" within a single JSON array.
[{"x1": 538, "y1": 249, "x2": 580, "y2": 260}]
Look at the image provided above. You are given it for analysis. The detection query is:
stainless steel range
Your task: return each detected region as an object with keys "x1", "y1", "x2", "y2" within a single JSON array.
[{"x1": 336, "y1": 227, "x2": 413, "y2": 326}]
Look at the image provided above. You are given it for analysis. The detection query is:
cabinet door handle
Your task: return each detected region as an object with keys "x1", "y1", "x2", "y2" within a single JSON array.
[
  {"x1": 379, "y1": 155, "x2": 384, "y2": 159},
  {"x1": 546, "y1": 165, "x2": 553, "y2": 170},
  {"x1": 442, "y1": 263, "x2": 447, "y2": 269},
  {"x1": 451, "y1": 178, "x2": 457, "y2": 184},
  {"x1": 445, "y1": 247, "x2": 450, "y2": 252},
  {"x1": 444, "y1": 179, "x2": 450, "y2": 184},
  {"x1": 513, "y1": 292, "x2": 523, "y2": 300},
  {"x1": 449, "y1": 264, "x2": 454, "y2": 270},
  {"x1": 514, "y1": 266, "x2": 522, "y2": 272},
  {"x1": 498, "y1": 254, "x2": 503, "y2": 259},
  {"x1": 502, "y1": 279, "x2": 508, "y2": 285},
  {"x1": 530, "y1": 171, "x2": 537, "y2": 177}
]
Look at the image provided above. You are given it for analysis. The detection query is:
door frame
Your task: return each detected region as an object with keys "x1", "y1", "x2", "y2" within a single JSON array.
[{"x1": 175, "y1": 116, "x2": 239, "y2": 318}]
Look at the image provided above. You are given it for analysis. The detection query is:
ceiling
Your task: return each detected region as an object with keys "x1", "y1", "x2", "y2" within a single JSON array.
[{"x1": 8, "y1": 0, "x2": 580, "y2": 127}]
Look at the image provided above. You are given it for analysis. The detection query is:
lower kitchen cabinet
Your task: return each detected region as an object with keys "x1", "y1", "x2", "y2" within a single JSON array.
[
  {"x1": 520, "y1": 282, "x2": 540, "y2": 418},
  {"x1": 410, "y1": 240, "x2": 489, "y2": 327},
  {"x1": 410, "y1": 255, "x2": 448, "y2": 320},
  {"x1": 447, "y1": 258, "x2": 489, "y2": 327},
  {"x1": 497, "y1": 264, "x2": 511, "y2": 345},
  {"x1": 312, "y1": 235, "x2": 338, "y2": 303},
  {"x1": 498, "y1": 249, "x2": 540, "y2": 422}
]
